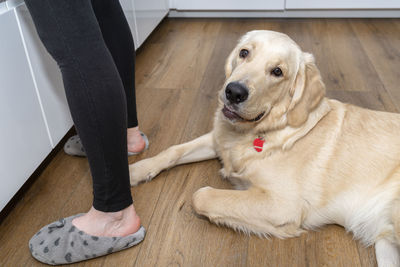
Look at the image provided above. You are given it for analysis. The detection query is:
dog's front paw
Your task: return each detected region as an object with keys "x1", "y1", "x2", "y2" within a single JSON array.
[
  {"x1": 192, "y1": 186, "x2": 213, "y2": 215},
  {"x1": 129, "y1": 158, "x2": 162, "y2": 186}
]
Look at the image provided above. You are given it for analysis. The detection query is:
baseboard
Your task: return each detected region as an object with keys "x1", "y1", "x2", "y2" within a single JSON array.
[{"x1": 168, "y1": 9, "x2": 400, "y2": 18}]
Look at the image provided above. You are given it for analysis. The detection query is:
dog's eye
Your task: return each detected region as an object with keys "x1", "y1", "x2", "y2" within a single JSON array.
[
  {"x1": 271, "y1": 67, "x2": 283, "y2": 77},
  {"x1": 239, "y1": 49, "x2": 249, "y2": 58}
]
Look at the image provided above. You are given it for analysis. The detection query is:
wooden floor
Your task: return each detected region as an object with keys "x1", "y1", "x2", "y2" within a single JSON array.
[{"x1": 1, "y1": 18, "x2": 400, "y2": 267}]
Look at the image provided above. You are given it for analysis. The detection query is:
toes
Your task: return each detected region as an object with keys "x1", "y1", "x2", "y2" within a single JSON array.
[
  {"x1": 129, "y1": 160, "x2": 160, "y2": 186},
  {"x1": 130, "y1": 171, "x2": 155, "y2": 186}
]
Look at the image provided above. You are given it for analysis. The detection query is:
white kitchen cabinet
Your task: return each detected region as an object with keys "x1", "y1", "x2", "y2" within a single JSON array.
[
  {"x1": 174, "y1": 0, "x2": 284, "y2": 10},
  {"x1": 120, "y1": 0, "x2": 140, "y2": 48},
  {"x1": 133, "y1": 0, "x2": 169, "y2": 46},
  {"x1": 120, "y1": 0, "x2": 168, "y2": 48},
  {"x1": 286, "y1": 0, "x2": 400, "y2": 9},
  {"x1": 169, "y1": 0, "x2": 400, "y2": 17},
  {"x1": 0, "y1": 2, "x2": 7, "y2": 14},
  {"x1": 0, "y1": 8, "x2": 52, "y2": 211},
  {"x1": 15, "y1": 4, "x2": 73, "y2": 148}
]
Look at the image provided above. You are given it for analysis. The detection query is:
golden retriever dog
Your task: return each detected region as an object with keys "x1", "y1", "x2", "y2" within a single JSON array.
[{"x1": 130, "y1": 30, "x2": 400, "y2": 267}]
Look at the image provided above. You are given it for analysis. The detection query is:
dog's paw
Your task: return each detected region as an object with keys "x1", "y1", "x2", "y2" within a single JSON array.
[
  {"x1": 219, "y1": 168, "x2": 228, "y2": 179},
  {"x1": 192, "y1": 186, "x2": 213, "y2": 215},
  {"x1": 129, "y1": 158, "x2": 161, "y2": 186}
]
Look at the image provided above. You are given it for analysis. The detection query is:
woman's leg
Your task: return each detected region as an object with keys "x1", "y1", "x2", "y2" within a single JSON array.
[
  {"x1": 24, "y1": 0, "x2": 139, "y2": 236},
  {"x1": 91, "y1": 0, "x2": 145, "y2": 153}
]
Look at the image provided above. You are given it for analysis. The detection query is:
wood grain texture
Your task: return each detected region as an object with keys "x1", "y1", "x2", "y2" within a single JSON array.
[{"x1": 1, "y1": 18, "x2": 400, "y2": 267}]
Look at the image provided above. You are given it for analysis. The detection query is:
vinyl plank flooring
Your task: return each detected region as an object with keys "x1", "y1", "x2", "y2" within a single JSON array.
[
  {"x1": 350, "y1": 19, "x2": 400, "y2": 111},
  {"x1": 142, "y1": 20, "x2": 223, "y2": 91}
]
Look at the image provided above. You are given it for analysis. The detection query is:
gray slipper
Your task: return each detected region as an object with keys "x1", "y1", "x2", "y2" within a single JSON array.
[
  {"x1": 64, "y1": 132, "x2": 149, "y2": 157},
  {"x1": 29, "y1": 214, "x2": 146, "y2": 265}
]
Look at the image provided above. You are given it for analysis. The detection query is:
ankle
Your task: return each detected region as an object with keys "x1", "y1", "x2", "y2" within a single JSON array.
[
  {"x1": 85, "y1": 206, "x2": 123, "y2": 222},
  {"x1": 92, "y1": 205, "x2": 138, "y2": 222},
  {"x1": 127, "y1": 126, "x2": 146, "y2": 152},
  {"x1": 127, "y1": 126, "x2": 141, "y2": 141},
  {"x1": 72, "y1": 205, "x2": 141, "y2": 237}
]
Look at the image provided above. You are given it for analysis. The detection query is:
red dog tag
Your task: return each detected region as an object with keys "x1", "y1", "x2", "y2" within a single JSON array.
[{"x1": 253, "y1": 138, "x2": 265, "y2": 152}]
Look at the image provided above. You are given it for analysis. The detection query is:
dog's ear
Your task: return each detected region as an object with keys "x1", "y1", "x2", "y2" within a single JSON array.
[
  {"x1": 224, "y1": 49, "x2": 238, "y2": 78},
  {"x1": 287, "y1": 53, "x2": 326, "y2": 127}
]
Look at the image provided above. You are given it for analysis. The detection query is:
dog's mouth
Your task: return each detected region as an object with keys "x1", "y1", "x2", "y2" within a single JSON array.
[{"x1": 222, "y1": 105, "x2": 265, "y2": 122}]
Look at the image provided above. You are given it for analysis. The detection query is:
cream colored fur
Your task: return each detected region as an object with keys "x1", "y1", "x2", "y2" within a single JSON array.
[{"x1": 130, "y1": 30, "x2": 400, "y2": 267}]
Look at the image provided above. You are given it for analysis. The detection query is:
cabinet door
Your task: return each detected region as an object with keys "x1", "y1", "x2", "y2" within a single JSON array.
[
  {"x1": 0, "y1": 9, "x2": 52, "y2": 211},
  {"x1": 120, "y1": 0, "x2": 140, "y2": 49},
  {"x1": 174, "y1": 0, "x2": 284, "y2": 10},
  {"x1": 15, "y1": 4, "x2": 73, "y2": 148},
  {"x1": 0, "y1": 2, "x2": 7, "y2": 14},
  {"x1": 133, "y1": 0, "x2": 169, "y2": 47},
  {"x1": 285, "y1": 0, "x2": 400, "y2": 9}
]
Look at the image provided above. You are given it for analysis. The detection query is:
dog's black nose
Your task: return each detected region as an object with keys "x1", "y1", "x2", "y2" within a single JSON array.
[{"x1": 225, "y1": 82, "x2": 249, "y2": 104}]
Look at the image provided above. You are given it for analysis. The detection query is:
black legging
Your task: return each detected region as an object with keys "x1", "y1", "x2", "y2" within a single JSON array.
[{"x1": 25, "y1": 0, "x2": 137, "y2": 212}]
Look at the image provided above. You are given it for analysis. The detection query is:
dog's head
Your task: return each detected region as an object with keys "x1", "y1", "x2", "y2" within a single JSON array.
[{"x1": 219, "y1": 30, "x2": 325, "y2": 131}]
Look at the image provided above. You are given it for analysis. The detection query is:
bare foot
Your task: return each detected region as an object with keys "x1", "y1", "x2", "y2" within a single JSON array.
[
  {"x1": 72, "y1": 204, "x2": 141, "y2": 237},
  {"x1": 127, "y1": 126, "x2": 146, "y2": 153}
]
